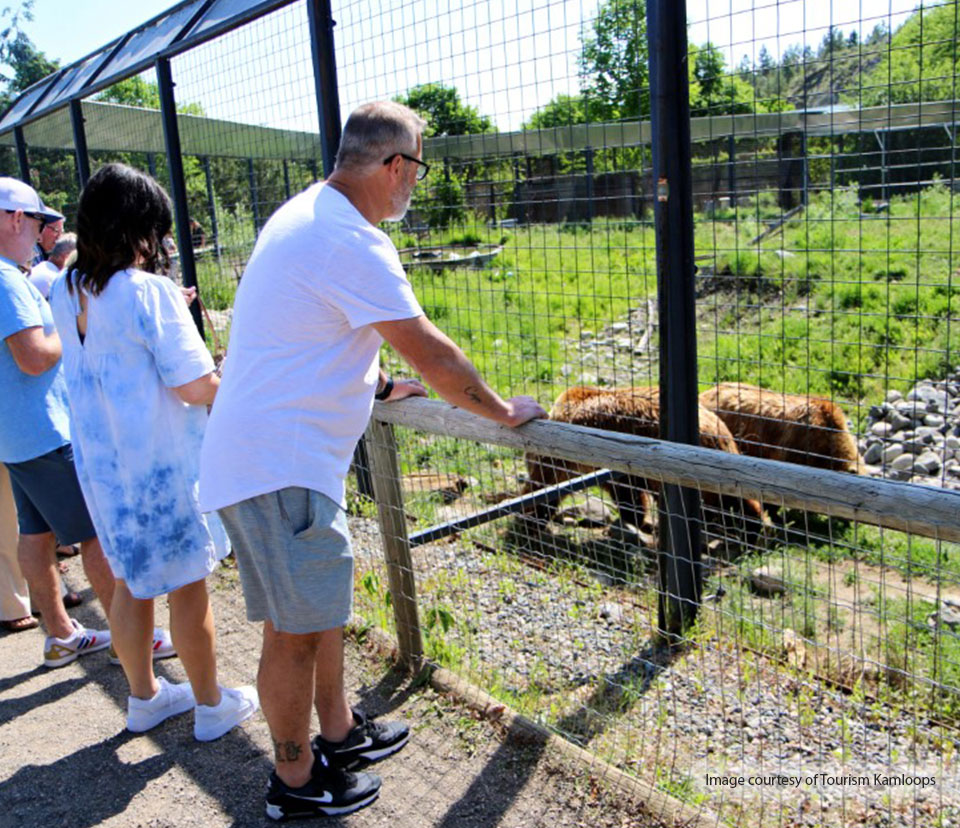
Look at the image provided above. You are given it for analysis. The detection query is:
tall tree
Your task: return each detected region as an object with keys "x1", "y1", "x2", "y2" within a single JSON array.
[
  {"x1": 394, "y1": 83, "x2": 492, "y2": 136},
  {"x1": 689, "y1": 42, "x2": 757, "y2": 116},
  {"x1": 0, "y1": 34, "x2": 57, "y2": 110},
  {"x1": 579, "y1": 0, "x2": 648, "y2": 120},
  {"x1": 522, "y1": 93, "x2": 606, "y2": 129},
  {"x1": 857, "y1": 5, "x2": 958, "y2": 105},
  {"x1": 0, "y1": 0, "x2": 36, "y2": 94},
  {"x1": 692, "y1": 42, "x2": 725, "y2": 100}
]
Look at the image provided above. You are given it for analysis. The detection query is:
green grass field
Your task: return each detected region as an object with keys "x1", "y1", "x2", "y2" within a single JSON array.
[
  {"x1": 372, "y1": 184, "x2": 960, "y2": 420},
  {"x1": 204, "y1": 184, "x2": 960, "y2": 724}
]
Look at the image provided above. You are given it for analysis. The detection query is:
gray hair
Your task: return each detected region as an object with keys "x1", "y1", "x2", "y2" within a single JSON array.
[
  {"x1": 50, "y1": 232, "x2": 76, "y2": 266},
  {"x1": 334, "y1": 101, "x2": 427, "y2": 175}
]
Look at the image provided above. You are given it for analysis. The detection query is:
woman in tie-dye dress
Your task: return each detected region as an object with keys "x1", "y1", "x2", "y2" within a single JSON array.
[{"x1": 49, "y1": 163, "x2": 257, "y2": 740}]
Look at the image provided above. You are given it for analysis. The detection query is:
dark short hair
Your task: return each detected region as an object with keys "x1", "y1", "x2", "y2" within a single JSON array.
[{"x1": 71, "y1": 163, "x2": 173, "y2": 296}]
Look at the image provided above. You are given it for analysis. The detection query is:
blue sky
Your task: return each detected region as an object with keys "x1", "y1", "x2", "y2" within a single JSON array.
[
  {"x1": 26, "y1": 0, "x2": 175, "y2": 65},
  {"x1": 27, "y1": 0, "x2": 919, "y2": 68}
]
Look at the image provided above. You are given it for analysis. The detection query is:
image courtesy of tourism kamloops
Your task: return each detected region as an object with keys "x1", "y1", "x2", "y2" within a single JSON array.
[{"x1": 704, "y1": 772, "x2": 937, "y2": 790}]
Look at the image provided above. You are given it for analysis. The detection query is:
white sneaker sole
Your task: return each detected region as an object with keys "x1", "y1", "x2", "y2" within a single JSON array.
[
  {"x1": 194, "y1": 693, "x2": 259, "y2": 742},
  {"x1": 43, "y1": 638, "x2": 111, "y2": 668},
  {"x1": 265, "y1": 788, "x2": 380, "y2": 820},
  {"x1": 127, "y1": 692, "x2": 195, "y2": 733}
]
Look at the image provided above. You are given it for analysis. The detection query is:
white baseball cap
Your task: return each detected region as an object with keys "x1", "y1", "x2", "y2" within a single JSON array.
[{"x1": 0, "y1": 177, "x2": 63, "y2": 224}]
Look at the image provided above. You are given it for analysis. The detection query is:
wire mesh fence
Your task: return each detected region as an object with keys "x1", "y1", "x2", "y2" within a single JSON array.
[{"x1": 4, "y1": 0, "x2": 960, "y2": 825}]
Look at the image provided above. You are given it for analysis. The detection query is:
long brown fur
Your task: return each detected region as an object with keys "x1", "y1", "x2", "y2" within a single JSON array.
[
  {"x1": 523, "y1": 386, "x2": 767, "y2": 532},
  {"x1": 698, "y1": 383, "x2": 865, "y2": 474}
]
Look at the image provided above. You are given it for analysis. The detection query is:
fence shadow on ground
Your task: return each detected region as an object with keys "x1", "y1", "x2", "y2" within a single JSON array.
[
  {"x1": 435, "y1": 719, "x2": 548, "y2": 828},
  {"x1": 0, "y1": 592, "x2": 356, "y2": 828},
  {"x1": 1, "y1": 732, "x2": 172, "y2": 827}
]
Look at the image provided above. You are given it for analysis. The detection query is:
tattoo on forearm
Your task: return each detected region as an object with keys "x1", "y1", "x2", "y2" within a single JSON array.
[
  {"x1": 464, "y1": 385, "x2": 483, "y2": 404},
  {"x1": 274, "y1": 740, "x2": 303, "y2": 762}
]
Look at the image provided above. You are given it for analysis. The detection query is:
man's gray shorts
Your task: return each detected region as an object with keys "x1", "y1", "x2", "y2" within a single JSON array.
[{"x1": 218, "y1": 488, "x2": 353, "y2": 634}]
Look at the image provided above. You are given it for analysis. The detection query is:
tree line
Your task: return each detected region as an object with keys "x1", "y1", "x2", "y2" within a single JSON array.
[{"x1": 0, "y1": 1, "x2": 956, "y2": 231}]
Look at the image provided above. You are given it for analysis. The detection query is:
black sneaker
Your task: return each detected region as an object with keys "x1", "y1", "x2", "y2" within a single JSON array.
[
  {"x1": 265, "y1": 752, "x2": 381, "y2": 821},
  {"x1": 313, "y1": 707, "x2": 410, "y2": 769}
]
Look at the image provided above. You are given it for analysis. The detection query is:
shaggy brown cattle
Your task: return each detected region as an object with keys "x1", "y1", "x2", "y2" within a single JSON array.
[
  {"x1": 523, "y1": 385, "x2": 767, "y2": 534},
  {"x1": 698, "y1": 383, "x2": 865, "y2": 474}
]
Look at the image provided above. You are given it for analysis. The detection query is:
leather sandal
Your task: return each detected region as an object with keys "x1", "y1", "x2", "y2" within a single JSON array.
[{"x1": 1, "y1": 616, "x2": 39, "y2": 633}]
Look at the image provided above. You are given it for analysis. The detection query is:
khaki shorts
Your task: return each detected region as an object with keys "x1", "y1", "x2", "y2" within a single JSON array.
[{"x1": 218, "y1": 488, "x2": 353, "y2": 634}]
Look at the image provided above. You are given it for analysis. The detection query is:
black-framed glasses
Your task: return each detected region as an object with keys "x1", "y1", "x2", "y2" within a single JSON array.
[
  {"x1": 6, "y1": 209, "x2": 52, "y2": 227},
  {"x1": 383, "y1": 153, "x2": 430, "y2": 181}
]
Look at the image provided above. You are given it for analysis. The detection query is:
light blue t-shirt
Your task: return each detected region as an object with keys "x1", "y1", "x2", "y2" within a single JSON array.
[
  {"x1": 0, "y1": 256, "x2": 70, "y2": 463},
  {"x1": 49, "y1": 268, "x2": 227, "y2": 599}
]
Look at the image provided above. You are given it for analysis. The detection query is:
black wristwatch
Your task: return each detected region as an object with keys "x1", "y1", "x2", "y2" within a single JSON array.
[{"x1": 375, "y1": 376, "x2": 394, "y2": 401}]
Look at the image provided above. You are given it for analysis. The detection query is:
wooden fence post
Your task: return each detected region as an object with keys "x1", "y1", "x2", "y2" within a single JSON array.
[{"x1": 365, "y1": 418, "x2": 423, "y2": 667}]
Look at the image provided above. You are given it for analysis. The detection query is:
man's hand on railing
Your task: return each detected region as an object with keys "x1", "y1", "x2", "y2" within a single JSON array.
[{"x1": 500, "y1": 395, "x2": 548, "y2": 428}]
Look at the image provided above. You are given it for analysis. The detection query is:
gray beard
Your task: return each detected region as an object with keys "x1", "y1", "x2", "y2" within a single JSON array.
[{"x1": 384, "y1": 184, "x2": 414, "y2": 222}]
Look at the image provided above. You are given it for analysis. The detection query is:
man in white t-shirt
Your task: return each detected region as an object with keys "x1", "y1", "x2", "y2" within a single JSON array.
[
  {"x1": 199, "y1": 101, "x2": 545, "y2": 820},
  {"x1": 29, "y1": 232, "x2": 76, "y2": 299}
]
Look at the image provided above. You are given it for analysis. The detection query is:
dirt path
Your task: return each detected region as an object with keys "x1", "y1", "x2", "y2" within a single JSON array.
[{"x1": 0, "y1": 558, "x2": 656, "y2": 828}]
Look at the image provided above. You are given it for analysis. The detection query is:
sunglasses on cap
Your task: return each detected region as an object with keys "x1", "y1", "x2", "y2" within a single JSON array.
[{"x1": 6, "y1": 209, "x2": 54, "y2": 227}]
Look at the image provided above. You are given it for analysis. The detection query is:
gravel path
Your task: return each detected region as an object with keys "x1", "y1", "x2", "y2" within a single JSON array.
[
  {"x1": 5, "y1": 490, "x2": 956, "y2": 826},
  {"x1": 0, "y1": 553, "x2": 660, "y2": 828}
]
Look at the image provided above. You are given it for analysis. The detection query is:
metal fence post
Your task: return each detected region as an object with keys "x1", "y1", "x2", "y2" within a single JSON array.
[
  {"x1": 585, "y1": 146, "x2": 595, "y2": 222},
  {"x1": 69, "y1": 100, "x2": 91, "y2": 190},
  {"x1": 201, "y1": 156, "x2": 220, "y2": 258},
  {"x1": 727, "y1": 133, "x2": 736, "y2": 198},
  {"x1": 308, "y1": 0, "x2": 375, "y2": 500},
  {"x1": 307, "y1": 0, "x2": 341, "y2": 177},
  {"x1": 13, "y1": 127, "x2": 29, "y2": 184},
  {"x1": 365, "y1": 418, "x2": 423, "y2": 667},
  {"x1": 647, "y1": 0, "x2": 702, "y2": 639},
  {"x1": 247, "y1": 158, "x2": 261, "y2": 234},
  {"x1": 156, "y1": 56, "x2": 203, "y2": 338}
]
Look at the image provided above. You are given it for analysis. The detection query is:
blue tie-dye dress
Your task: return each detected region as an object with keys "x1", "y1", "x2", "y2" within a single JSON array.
[{"x1": 49, "y1": 269, "x2": 228, "y2": 599}]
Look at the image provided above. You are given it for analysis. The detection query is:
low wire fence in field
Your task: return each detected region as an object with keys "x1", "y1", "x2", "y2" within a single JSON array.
[{"x1": 4, "y1": 0, "x2": 960, "y2": 824}]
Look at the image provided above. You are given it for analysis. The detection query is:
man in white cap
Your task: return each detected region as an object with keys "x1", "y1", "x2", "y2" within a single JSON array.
[{"x1": 0, "y1": 177, "x2": 121, "y2": 667}]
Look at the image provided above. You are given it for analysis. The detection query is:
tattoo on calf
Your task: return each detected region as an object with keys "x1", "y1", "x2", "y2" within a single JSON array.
[
  {"x1": 274, "y1": 740, "x2": 303, "y2": 762},
  {"x1": 464, "y1": 384, "x2": 483, "y2": 404}
]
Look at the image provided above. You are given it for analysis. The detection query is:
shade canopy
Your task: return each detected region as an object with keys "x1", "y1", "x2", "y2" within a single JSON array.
[{"x1": 0, "y1": 100, "x2": 323, "y2": 161}]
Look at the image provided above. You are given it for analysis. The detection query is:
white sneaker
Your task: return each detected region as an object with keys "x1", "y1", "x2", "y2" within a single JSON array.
[
  {"x1": 43, "y1": 619, "x2": 111, "y2": 668},
  {"x1": 194, "y1": 685, "x2": 259, "y2": 742},
  {"x1": 127, "y1": 677, "x2": 196, "y2": 733},
  {"x1": 109, "y1": 628, "x2": 176, "y2": 666},
  {"x1": 151, "y1": 628, "x2": 176, "y2": 660}
]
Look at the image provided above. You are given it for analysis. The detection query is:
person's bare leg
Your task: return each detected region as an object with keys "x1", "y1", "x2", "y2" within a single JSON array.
[
  {"x1": 78, "y1": 536, "x2": 115, "y2": 617},
  {"x1": 168, "y1": 579, "x2": 219, "y2": 706},
  {"x1": 110, "y1": 580, "x2": 156, "y2": 700},
  {"x1": 259, "y1": 621, "x2": 320, "y2": 787},
  {"x1": 18, "y1": 532, "x2": 71, "y2": 638},
  {"x1": 313, "y1": 627, "x2": 354, "y2": 743}
]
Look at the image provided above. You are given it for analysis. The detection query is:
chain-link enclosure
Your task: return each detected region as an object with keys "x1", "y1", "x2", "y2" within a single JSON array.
[{"x1": 4, "y1": 1, "x2": 960, "y2": 825}]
